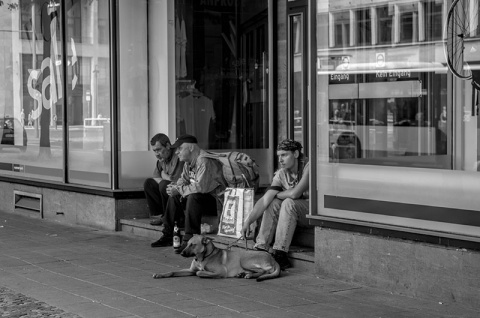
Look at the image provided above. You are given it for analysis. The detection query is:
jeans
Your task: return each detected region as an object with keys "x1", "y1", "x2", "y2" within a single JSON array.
[
  {"x1": 254, "y1": 198, "x2": 309, "y2": 252},
  {"x1": 162, "y1": 193, "x2": 217, "y2": 240},
  {"x1": 143, "y1": 178, "x2": 170, "y2": 217}
]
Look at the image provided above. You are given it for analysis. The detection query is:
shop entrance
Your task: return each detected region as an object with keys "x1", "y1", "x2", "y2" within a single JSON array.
[{"x1": 174, "y1": 0, "x2": 273, "y2": 185}]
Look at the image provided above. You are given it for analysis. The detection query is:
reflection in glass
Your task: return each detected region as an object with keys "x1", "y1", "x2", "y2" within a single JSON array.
[
  {"x1": 0, "y1": 0, "x2": 64, "y2": 181},
  {"x1": 356, "y1": 8, "x2": 371, "y2": 46},
  {"x1": 332, "y1": 11, "x2": 350, "y2": 48},
  {"x1": 329, "y1": 74, "x2": 448, "y2": 166},
  {"x1": 174, "y1": 0, "x2": 269, "y2": 150},
  {"x1": 376, "y1": 6, "x2": 392, "y2": 45},
  {"x1": 320, "y1": 0, "x2": 450, "y2": 169},
  {"x1": 291, "y1": 14, "x2": 304, "y2": 144},
  {"x1": 66, "y1": 0, "x2": 111, "y2": 187}
]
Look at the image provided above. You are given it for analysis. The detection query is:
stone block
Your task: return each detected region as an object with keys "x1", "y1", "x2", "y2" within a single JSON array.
[{"x1": 315, "y1": 227, "x2": 480, "y2": 311}]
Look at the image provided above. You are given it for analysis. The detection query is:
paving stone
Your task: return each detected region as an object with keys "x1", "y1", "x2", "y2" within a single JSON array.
[
  {"x1": 2, "y1": 211, "x2": 480, "y2": 318},
  {"x1": 0, "y1": 286, "x2": 82, "y2": 318}
]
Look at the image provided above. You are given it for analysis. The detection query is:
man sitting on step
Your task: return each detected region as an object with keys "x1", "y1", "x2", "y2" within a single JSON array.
[
  {"x1": 151, "y1": 134, "x2": 226, "y2": 252},
  {"x1": 241, "y1": 139, "x2": 310, "y2": 270},
  {"x1": 144, "y1": 133, "x2": 184, "y2": 226}
]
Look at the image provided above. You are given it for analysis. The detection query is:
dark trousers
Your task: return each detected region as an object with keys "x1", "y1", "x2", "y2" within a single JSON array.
[
  {"x1": 162, "y1": 193, "x2": 217, "y2": 240},
  {"x1": 143, "y1": 178, "x2": 170, "y2": 217}
]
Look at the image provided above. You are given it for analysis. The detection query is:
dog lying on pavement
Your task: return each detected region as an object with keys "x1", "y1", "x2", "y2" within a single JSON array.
[{"x1": 153, "y1": 235, "x2": 281, "y2": 282}]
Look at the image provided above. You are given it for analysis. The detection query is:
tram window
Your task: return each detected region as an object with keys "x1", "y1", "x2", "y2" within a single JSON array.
[{"x1": 329, "y1": 73, "x2": 449, "y2": 169}]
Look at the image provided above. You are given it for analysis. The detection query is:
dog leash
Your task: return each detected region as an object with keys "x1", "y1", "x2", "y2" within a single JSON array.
[{"x1": 226, "y1": 237, "x2": 248, "y2": 250}]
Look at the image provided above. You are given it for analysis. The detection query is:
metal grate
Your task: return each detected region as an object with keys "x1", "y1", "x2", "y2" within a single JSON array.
[{"x1": 14, "y1": 190, "x2": 43, "y2": 218}]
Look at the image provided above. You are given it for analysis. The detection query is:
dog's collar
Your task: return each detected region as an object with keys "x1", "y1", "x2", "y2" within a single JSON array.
[
  {"x1": 197, "y1": 246, "x2": 216, "y2": 262},
  {"x1": 203, "y1": 247, "x2": 216, "y2": 260}
]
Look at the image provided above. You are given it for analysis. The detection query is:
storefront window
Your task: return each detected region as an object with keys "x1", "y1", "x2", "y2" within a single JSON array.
[
  {"x1": 66, "y1": 0, "x2": 111, "y2": 187},
  {"x1": 115, "y1": 0, "x2": 272, "y2": 189},
  {"x1": 174, "y1": 0, "x2": 269, "y2": 150},
  {"x1": 0, "y1": 1, "x2": 64, "y2": 181},
  {"x1": 0, "y1": 1, "x2": 111, "y2": 186},
  {"x1": 319, "y1": 0, "x2": 450, "y2": 169},
  {"x1": 291, "y1": 14, "x2": 305, "y2": 143}
]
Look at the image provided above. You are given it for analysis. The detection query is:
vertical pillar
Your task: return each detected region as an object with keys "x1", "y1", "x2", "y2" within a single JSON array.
[
  {"x1": 418, "y1": 1, "x2": 425, "y2": 42},
  {"x1": 349, "y1": 10, "x2": 356, "y2": 46},
  {"x1": 12, "y1": 4, "x2": 22, "y2": 127},
  {"x1": 148, "y1": 0, "x2": 176, "y2": 139},
  {"x1": 412, "y1": 11, "x2": 418, "y2": 43},
  {"x1": 471, "y1": 0, "x2": 479, "y2": 37},
  {"x1": 393, "y1": 5, "x2": 400, "y2": 44},
  {"x1": 371, "y1": 7, "x2": 377, "y2": 45},
  {"x1": 329, "y1": 12, "x2": 335, "y2": 48}
]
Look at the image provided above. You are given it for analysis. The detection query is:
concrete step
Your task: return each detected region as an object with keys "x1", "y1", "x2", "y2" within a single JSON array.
[
  {"x1": 119, "y1": 218, "x2": 164, "y2": 240},
  {"x1": 119, "y1": 217, "x2": 315, "y2": 271}
]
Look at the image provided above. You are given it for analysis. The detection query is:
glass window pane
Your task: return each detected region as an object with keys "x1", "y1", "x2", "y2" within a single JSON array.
[
  {"x1": 175, "y1": 0, "x2": 269, "y2": 150},
  {"x1": 291, "y1": 14, "x2": 304, "y2": 143},
  {"x1": 332, "y1": 11, "x2": 350, "y2": 48},
  {"x1": 356, "y1": 9, "x2": 371, "y2": 46},
  {"x1": 66, "y1": 0, "x2": 111, "y2": 187},
  {"x1": 425, "y1": 2, "x2": 443, "y2": 41},
  {"x1": 377, "y1": 6, "x2": 392, "y2": 44},
  {"x1": 0, "y1": 1, "x2": 64, "y2": 181},
  {"x1": 319, "y1": 0, "x2": 450, "y2": 169},
  {"x1": 117, "y1": 0, "x2": 152, "y2": 189}
]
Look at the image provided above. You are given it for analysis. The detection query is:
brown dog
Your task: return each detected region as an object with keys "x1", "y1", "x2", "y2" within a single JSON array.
[{"x1": 153, "y1": 235, "x2": 281, "y2": 282}]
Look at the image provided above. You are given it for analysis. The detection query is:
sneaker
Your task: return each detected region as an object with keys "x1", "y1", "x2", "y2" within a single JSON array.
[
  {"x1": 151, "y1": 235, "x2": 173, "y2": 248},
  {"x1": 273, "y1": 250, "x2": 291, "y2": 270},
  {"x1": 149, "y1": 218, "x2": 163, "y2": 226},
  {"x1": 174, "y1": 240, "x2": 188, "y2": 254}
]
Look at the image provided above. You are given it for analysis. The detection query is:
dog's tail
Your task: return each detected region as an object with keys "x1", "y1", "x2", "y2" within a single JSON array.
[{"x1": 256, "y1": 261, "x2": 281, "y2": 282}]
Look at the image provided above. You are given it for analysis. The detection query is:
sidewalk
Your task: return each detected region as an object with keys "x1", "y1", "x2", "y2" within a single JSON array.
[{"x1": 0, "y1": 211, "x2": 477, "y2": 318}]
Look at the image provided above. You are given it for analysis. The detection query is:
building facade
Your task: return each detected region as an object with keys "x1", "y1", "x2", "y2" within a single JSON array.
[{"x1": 1, "y1": 0, "x2": 479, "y2": 306}]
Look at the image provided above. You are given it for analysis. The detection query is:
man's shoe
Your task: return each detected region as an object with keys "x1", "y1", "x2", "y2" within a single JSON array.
[
  {"x1": 150, "y1": 218, "x2": 163, "y2": 226},
  {"x1": 174, "y1": 240, "x2": 188, "y2": 254},
  {"x1": 151, "y1": 236, "x2": 173, "y2": 248},
  {"x1": 273, "y1": 250, "x2": 291, "y2": 270},
  {"x1": 254, "y1": 244, "x2": 270, "y2": 253}
]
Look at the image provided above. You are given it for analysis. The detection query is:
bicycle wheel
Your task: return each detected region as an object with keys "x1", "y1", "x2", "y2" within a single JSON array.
[{"x1": 444, "y1": 0, "x2": 479, "y2": 80}]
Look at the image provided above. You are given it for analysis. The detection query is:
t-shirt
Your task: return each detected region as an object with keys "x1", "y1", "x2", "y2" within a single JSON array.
[
  {"x1": 153, "y1": 152, "x2": 184, "y2": 183},
  {"x1": 269, "y1": 155, "x2": 309, "y2": 199}
]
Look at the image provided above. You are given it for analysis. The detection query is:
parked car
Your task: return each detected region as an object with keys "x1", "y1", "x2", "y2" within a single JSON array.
[{"x1": 1, "y1": 116, "x2": 27, "y2": 152}]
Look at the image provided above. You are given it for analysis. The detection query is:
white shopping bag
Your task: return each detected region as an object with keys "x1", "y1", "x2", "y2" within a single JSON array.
[{"x1": 218, "y1": 188, "x2": 255, "y2": 239}]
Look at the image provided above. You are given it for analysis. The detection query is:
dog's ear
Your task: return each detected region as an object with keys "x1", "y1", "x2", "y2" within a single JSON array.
[{"x1": 202, "y1": 236, "x2": 213, "y2": 245}]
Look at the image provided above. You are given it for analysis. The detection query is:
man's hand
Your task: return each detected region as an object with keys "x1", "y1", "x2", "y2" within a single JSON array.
[
  {"x1": 160, "y1": 171, "x2": 171, "y2": 181},
  {"x1": 166, "y1": 184, "x2": 179, "y2": 196},
  {"x1": 240, "y1": 222, "x2": 251, "y2": 239}
]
